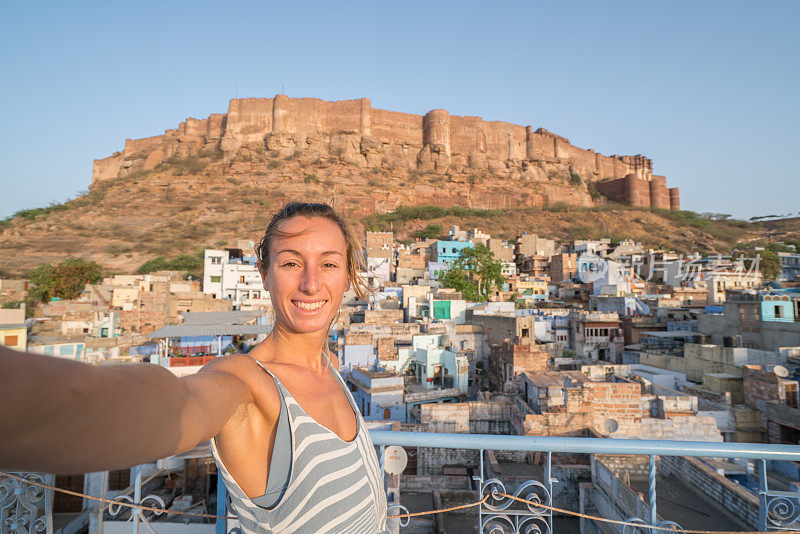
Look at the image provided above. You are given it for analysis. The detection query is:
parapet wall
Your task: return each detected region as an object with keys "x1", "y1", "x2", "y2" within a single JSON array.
[{"x1": 92, "y1": 95, "x2": 678, "y2": 210}]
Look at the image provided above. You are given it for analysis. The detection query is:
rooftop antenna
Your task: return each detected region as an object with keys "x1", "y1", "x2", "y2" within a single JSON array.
[{"x1": 282, "y1": 83, "x2": 285, "y2": 95}]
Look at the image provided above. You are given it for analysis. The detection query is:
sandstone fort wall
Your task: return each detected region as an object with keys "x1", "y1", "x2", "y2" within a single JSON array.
[{"x1": 92, "y1": 95, "x2": 678, "y2": 210}]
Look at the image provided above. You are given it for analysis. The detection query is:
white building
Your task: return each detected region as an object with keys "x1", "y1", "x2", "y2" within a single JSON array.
[{"x1": 203, "y1": 249, "x2": 266, "y2": 309}]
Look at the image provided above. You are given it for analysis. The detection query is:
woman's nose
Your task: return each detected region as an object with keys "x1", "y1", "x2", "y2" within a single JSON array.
[{"x1": 299, "y1": 266, "x2": 321, "y2": 293}]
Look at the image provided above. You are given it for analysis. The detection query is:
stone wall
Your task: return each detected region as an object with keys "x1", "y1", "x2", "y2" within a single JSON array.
[
  {"x1": 595, "y1": 174, "x2": 662, "y2": 209},
  {"x1": 659, "y1": 455, "x2": 760, "y2": 528},
  {"x1": 91, "y1": 95, "x2": 679, "y2": 210}
]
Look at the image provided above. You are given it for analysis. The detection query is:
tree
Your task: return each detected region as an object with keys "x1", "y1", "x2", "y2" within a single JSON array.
[
  {"x1": 136, "y1": 253, "x2": 204, "y2": 279},
  {"x1": 734, "y1": 247, "x2": 781, "y2": 282},
  {"x1": 441, "y1": 244, "x2": 504, "y2": 302},
  {"x1": 755, "y1": 249, "x2": 781, "y2": 281},
  {"x1": 26, "y1": 257, "x2": 103, "y2": 303},
  {"x1": 412, "y1": 224, "x2": 443, "y2": 241}
]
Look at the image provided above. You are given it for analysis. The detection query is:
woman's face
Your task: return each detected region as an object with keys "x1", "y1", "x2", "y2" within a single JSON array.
[{"x1": 263, "y1": 216, "x2": 350, "y2": 335}]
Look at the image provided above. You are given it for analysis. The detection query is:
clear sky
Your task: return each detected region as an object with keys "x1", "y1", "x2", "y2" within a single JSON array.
[{"x1": 1, "y1": 1, "x2": 798, "y2": 220}]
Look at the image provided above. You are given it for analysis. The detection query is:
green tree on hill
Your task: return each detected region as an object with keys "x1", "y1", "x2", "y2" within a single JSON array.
[
  {"x1": 412, "y1": 224, "x2": 443, "y2": 240},
  {"x1": 27, "y1": 257, "x2": 103, "y2": 303},
  {"x1": 135, "y1": 253, "x2": 204, "y2": 279},
  {"x1": 441, "y1": 244, "x2": 504, "y2": 302}
]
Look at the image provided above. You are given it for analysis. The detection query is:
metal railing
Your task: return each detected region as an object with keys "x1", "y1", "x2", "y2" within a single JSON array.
[
  {"x1": 4, "y1": 433, "x2": 800, "y2": 534},
  {"x1": 368, "y1": 431, "x2": 800, "y2": 533}
]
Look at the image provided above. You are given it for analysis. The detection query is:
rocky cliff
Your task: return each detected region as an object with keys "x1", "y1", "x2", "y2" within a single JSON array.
[{"x1": 92, "y1": 95, "x2": 679, "y2": 210}]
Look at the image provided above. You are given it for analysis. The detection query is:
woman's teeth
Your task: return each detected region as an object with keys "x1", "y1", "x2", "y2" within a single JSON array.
[{"x1": 294, "y1": 300, "x2": 325, "y2": 311}]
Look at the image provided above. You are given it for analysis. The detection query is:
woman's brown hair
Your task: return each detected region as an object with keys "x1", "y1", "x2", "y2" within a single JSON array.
[{"x1": 255, "y1": 201, "x2": 369, "y2": 301}]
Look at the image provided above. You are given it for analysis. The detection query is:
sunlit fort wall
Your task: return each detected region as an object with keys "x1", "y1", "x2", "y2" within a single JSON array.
[{"x1": 92, "y1": 95, "x2": 679, "y2": 210}]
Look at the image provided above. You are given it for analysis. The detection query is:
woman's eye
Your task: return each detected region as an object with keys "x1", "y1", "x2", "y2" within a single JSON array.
[
  {"x1": 282, "y1": 262, "x2": 298, "y2": 268},
  {"x1": 323, "y1": 262, "x2": 339, "y2": 268}
]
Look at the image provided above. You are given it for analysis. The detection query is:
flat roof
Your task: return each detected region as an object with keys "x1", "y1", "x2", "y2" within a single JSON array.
[
  {"x1": 148, "y1": 324, "x2": 272, "y2": 339},
  {"x1": 640, "y1": 331, "x2": 702, "y2": 338},
  {"x1": 181, "y1": 310, "x2": 264, "y2": 325},
  {"x1": 522, "y1": 370, "x2": 590, "y2": 388}
]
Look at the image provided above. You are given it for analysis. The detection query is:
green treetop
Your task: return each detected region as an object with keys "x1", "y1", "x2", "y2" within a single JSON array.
[{"x1": 441, "y1": 244, "x2": 505, "y2": 302}]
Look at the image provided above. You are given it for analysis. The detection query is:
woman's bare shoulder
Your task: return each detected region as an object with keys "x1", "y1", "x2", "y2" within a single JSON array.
[{"x1": 192, "y1": 354, "x2": 281, "y2": 426}]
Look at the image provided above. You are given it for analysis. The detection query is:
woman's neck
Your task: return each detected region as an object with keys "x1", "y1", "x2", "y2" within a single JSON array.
[{"x1": 260, "y1": 325, "x2": 329, "y2": 373}]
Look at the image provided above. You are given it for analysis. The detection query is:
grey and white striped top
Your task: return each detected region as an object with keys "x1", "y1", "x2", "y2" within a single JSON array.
[{"x1": 209, "y1": 356, "x2": 388, "y2": 533}]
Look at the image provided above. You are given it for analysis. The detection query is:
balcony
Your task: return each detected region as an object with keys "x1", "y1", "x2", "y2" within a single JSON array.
[
  {"x1": 3, "y1": 433, "x2": 799, "y2": 534},
  {"x1": 166, "y1": 355, "x2": 217, "y2": 367}
]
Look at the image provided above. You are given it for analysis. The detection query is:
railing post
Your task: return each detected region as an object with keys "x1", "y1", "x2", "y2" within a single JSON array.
[
  {"x1": 216, "y1": 474, "x2": 228, "y2": 534},
  {"x1": 649, "y1": 454, "x2": 657, "y2": 527},
  {"x1": 132, "y1": 465, "x2": 142, "y2": 534},
  {"x1": 757, "y1": 459, "x2": 768, "y2": 531},
  {"x1": 479, "y1": 449, "x2": 484, "y2": 531},
  {"x1": 546, "y1": 451, "x2": 553, "y2": 526},
  {"x1": 380, "y1": 445, "x2": 387, "y2": 494}
]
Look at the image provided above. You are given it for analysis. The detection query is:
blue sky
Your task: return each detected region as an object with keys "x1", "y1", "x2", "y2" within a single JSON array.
[{"x1": 1, "y1": 1, "x2": 798, "y2": 220}]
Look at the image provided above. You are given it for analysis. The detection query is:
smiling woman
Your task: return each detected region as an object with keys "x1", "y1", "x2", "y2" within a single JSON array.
[
  {"x1": 211, "y1": 202, "x2": 388, "y2": 533},
  {"x1": 0, "y1": 201, "x2": 388, "y2": 534}
]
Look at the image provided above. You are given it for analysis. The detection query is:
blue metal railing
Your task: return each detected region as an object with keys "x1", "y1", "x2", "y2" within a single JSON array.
[
  {"x1": 366, "y1": 431, "x2": 800, "y2": 533},
  {"x1": 370, "y1": 431, "x2": 800, "y2": 460}
]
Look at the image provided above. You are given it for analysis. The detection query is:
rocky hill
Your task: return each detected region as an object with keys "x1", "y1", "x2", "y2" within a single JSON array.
[
  {"x1": 93, "y1": 96, "x2": 680, "y2": 211},
  {"x1": 2, "y1": 95, "x2": 795, "y2": 276},
  {"x1": 0, "y1": 145, "x2": 790, "y2": 278}
]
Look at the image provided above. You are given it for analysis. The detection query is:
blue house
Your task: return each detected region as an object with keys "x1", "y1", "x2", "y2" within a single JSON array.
[
  {"x1": 346, "y1": 367, "x2": 404, "y2": 421},
  {"x1": 777, "y1": 252, "x2": 800, "y2": 282},
  {"x1": 761, "y1": 293, "x2": 799, "y2": 323},
  {"x1": 435, "y1": 240, "x2": 474, "y2": 264}
]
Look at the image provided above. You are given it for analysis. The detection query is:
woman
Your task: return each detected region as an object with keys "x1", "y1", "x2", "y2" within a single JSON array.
[{"x1": 0, "y1": 202, "x2": 388, "y2": 533}]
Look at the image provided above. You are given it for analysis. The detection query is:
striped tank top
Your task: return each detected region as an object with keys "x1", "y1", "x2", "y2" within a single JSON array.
[{"x1": 209, "y1": 355, "x2": 388, "y2": 533}]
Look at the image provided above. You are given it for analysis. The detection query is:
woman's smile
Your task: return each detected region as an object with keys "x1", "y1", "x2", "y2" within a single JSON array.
[{"x1": 291, "y1": 299, "x2": 327, "y2": 312}]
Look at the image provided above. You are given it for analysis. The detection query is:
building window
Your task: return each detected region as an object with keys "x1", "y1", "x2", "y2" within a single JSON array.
[
  {"x1": 44, "y1": 346, "x2": 54, "y2": 355},
  {"x1": 210, "y1": 257, "x2": 222, "y2": 265},
  {"x1": 3, "y1": 335, "x2": 18, "y2": 346},
  {"x1": 60, "y1": 345, "x2": 74, "y2": 356},
  {"x1": 210, "y1": 276, "x2": 221, "y2": 283},
  {"x1": 383, "y1": 408, "x2": 391, "y2": 420}
]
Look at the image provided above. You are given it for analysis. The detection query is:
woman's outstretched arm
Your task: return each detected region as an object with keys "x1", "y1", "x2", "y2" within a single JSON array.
[{"x1": 0, "y1": 345, "x2": 253, "y2": 473}]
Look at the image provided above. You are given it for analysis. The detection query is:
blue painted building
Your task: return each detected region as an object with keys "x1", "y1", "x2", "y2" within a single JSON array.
[
  {"x1": 340, "y1": 344, "x2": 378, "y2": 371},
  {"x1": 346, "y1": 367, "x2": 404, "y2": 421},
  {"x1": 761, "y1": 293, "x2": 799, "y2": 323},
  {"x1": 778, "y1": 252, "x2": 800, "y2": 282},
  {"x1": 435, "y1": 240, "x2": 474, "y2": 263}
]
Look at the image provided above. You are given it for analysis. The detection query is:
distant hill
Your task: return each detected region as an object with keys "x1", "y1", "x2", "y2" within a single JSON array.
[{"x1": 0, "y1": 148, "x2": 789, "y2": 277}]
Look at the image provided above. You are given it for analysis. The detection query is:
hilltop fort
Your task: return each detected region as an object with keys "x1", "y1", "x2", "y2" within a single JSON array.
[{"x1": 93, "y1": 95, "x2": 679, "y2": 211}]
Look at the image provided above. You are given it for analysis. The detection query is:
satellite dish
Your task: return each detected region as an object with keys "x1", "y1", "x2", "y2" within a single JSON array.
[
  {"x1": 604, "y1": 419, "x2": 619, "y2": 434},
  {"x1": 383, "y1": 445, "x2": 408, "y2": 475},
  {"x1": 774, "y1": 365, "x2": 790, "y2": 378}
]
